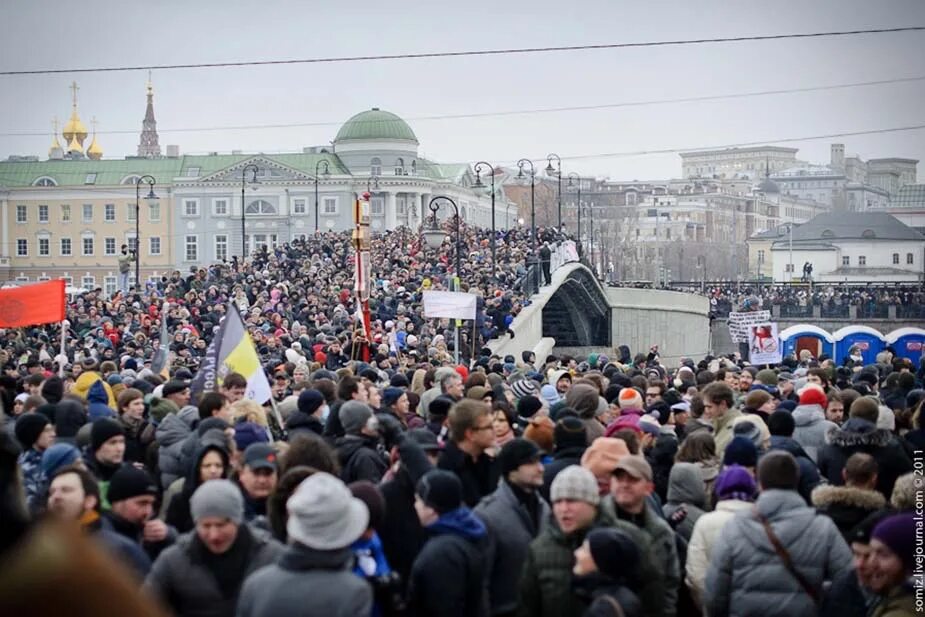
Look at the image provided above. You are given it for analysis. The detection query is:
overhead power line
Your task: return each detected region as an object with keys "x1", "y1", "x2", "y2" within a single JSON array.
[
  {"x1": 548, "y1": 124, "x2": 925, "y2": 162},
  {"x1": 1, "y1": 26, "x2": 923, "y2": 76},
  {"x1": 3, "y1": 74, "x2": 923, "y2": 138}
]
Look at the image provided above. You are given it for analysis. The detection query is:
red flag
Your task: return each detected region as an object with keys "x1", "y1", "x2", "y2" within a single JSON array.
[{"x1": 0, "y1": 279, "x2": 66, "y2": 328}]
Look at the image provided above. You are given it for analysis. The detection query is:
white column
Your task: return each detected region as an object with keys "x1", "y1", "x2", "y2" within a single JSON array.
[
  {"x1": 0, "y1": 196, "x2": 7, "y2": 257},
  {"x1": 406, "y1": 192, "x2": 417, "y2": 227},
  {"x1": 385, "y1": 192, "x2": 397, "y2": 230}
]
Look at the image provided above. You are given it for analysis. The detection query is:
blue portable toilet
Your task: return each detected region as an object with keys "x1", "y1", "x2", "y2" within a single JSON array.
[
  {"x1": 886, "y1": 328, "x2": 925, "y2": 365},
  {"x1": 779, "y1": 324, "x2": 835, "y2": 361},
  {"x1": 833, "y1": 326, "x2": 886, "y2": 366}
]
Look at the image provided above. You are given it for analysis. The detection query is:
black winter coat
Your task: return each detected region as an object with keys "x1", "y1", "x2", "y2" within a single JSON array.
[
  {"x1": 820, "y1": 568, "x2": 874, "y2": 617},
  {"x1": 408, "y1": 523, "x2": 487, "y2": 617},
  {"x1": 335, "y1": 434, "x2": 388, "y2": 484},
  {"x1": 437, "y1": 441, "x2": 499, "y2": 508},
  {"x1": 816, "y1": 418, "x2": 913, "y2": 500}
]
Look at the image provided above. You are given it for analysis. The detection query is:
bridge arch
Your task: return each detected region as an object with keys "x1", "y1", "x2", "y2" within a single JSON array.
[{"x1": 541, "y1": 264, "x2": 610, "y2": 346}]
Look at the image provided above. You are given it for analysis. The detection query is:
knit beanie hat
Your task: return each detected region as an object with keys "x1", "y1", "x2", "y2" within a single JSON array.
[
  {"x1": 732, "y1": 419, "x2": 762, "y2": 448},
  {"x1": 767, "y1": 410, "x2": 796, "y2": 437},
  {"x1": 798, "y1": 385, "x2": 828, "y2": 408},
  {"x1": 382, "y1": 387, "x2": 404, "y2": 408},
  {"x1": 498, "y1": 438, "x2": 541, "y2": 476},
  {"x1": 517, "y1": 395, "x2": 543, "y2": 420},
  {"x1": 540, "y1": 384, "x2": 561, "y2": 406},
  {"x1": 148, "y1": 397, "x2": 176, "y2": 423},
  {"x1": 554, "y1": 416, "x2": 587, "y2": 451},
  {"x1": 90, "y1": 418, "x2": 125, "y2": 452},
  {"x1": 872, "y1": 513, "x2": 916, "y2": 572},
  {"x1": 511, "y1": 378, "x2": 538, "y2": 401},
  {"x1": 550, "y1": 465, "x2": 600, "y2": 506},
  {"x1": 723, "y1": 436, "x2": 758, "y2": 468},
  {"x1": 191, "y1": 479, "x2": 244, "y2": 524},
  {"x1": 714, "y1": 464, "x2": 757, "y2": 501},
  {"x1": 587, "y1": 527, "x2": 640, "y2": 581},
  {"x1": 233, "y1": 421, "x2": 270, "y2": 451},
  {"x1": 617, "y1": 387, "x2": 643, "y2": 410},
  {"x1": 287, "y1": 472, "x2": 369, "y2": 550},
  {"x1": 416, "y1": 469, "x2": 462, "y2": 515},
  {"x1": 340, "y1": 401, "x2": 373, "y2": 435},
  {"x1": 580, "y1": 437, "x2": 630, "y2": 478},
  {"x1": 108, "y1": 466, "x2": 158, "y2": 503},
  {"x1": 349, "y1": 481, "x2": 387, "y2": 531},
  {"x1": 755, "y1": 369, "x2": 778, "y2": 387},
  {"x1": 297, "y1": 389, "x2": 325, "y2": 415},
  {"x1": 41, "y1": 443, "x2": 81, "y2": 476},
  {"x1": 14, "y1": 413, "x2": 49, "y2": 450}
]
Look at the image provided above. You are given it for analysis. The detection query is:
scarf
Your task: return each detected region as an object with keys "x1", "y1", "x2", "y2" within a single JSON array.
[{"x1": 190, "y1": 524, "x2": 254, "y2": 599}]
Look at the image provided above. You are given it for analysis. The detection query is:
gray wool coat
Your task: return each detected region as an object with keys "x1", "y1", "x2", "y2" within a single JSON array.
[
  {"x1": 474, "y1": 480, "x2": 550, "y2": 615},
  {"x1": 145, "y1": 526, "x2": 284, "y2": 617},
  {"x1": 705, "y1": 489, "x2": 852, "y2": 617},
  {"x1": 791, "y1": 404, "x2": 838, "y2": 463}
]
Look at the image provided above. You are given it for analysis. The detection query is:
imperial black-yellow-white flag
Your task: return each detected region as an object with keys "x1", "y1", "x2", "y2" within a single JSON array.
[{"x1": 190, "y1": 305, "x2": 272, "y2": 403}]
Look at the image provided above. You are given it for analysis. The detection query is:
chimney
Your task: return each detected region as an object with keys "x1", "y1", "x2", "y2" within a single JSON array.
[
  {"x1": 166, "y1": 145, "x2": 180, "y2": 158},
  {"x1": 831, "y1": 143, "x2": 845, "y2": 170}
]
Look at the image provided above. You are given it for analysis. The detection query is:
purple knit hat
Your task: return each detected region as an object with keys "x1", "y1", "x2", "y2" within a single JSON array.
[
  {"x1": 872, "y1": 513, "x2": 916, "y2": 572},
  {"x1": 714, "y1": 464, "x2": 757, "y2": 502}
]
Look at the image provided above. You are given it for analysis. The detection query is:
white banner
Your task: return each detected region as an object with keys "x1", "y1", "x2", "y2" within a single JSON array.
[
  {"x1": 422, "y1": 290, "x2": 477, "y2": 320},
  {"x1": 748, "y1": 322, "x2": 782, "y2": 365},
  {"x1": 727, "y1": 310, "x2": 771, "y2": 343}
]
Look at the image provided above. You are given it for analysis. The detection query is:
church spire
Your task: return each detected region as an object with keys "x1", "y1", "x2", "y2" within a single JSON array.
[{"x1": 137, "y1": 72, "x2": 161, "y2": 158}]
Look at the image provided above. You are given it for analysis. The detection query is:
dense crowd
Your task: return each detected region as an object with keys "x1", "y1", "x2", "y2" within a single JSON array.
[
  {"x1": 1, "y1": 325, "x2": 924, "y2": 616},
  {"x1": 695, "y1": 284, "x2": 925, "y2": 317},
  {"x1": 0, "y1": 222, "x2": 570, "y2": 386}
]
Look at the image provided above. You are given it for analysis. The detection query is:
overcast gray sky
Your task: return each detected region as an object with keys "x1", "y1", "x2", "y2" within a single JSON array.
[{"x1": 1, "y1": 0, "x2": 924, "y2": 180}]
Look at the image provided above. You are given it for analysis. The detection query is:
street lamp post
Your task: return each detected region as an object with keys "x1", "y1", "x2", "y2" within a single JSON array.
[
  {"x1": 134, "y1": 175, "x2": 157, "y2": 292},
  {"x1": 567, "y1": 173, "x2": 582, "y2": 251},
  {"x1": 516, "y1": 159, "x2": 536, "y2": 242},
  {"x1": 472, "y1": 161, "x2": 497, "y2": 275},
  {"x1": 314, "y1": 160, "x2": 330, "y2": 233},
  {"x1": 545, "y1": 153, "x2": 562, "y2": 232},
  {"x1": 241, "y1": 164, "x2": 260, "y2": 260},
  {"x1": 422, "y1": 196, "x2": 462, "y2": 364}
]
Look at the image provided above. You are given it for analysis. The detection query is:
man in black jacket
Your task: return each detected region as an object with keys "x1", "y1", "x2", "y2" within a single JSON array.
[
  {"x1": 379, "y1": 429, "x2": 439, "y2": 590},
  {"x1": 438, "y1": 399, "x2": 499, "y2": 507},
  {"x1": 410, "y1": 469, "x2": 488, "y2": 617},
  {"x1": 334, "y1": 401, "x2": 388, "y2": 484}
]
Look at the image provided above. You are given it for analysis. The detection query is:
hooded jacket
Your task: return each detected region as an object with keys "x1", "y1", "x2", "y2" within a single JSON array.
[
  {"x1": 156, "y1": 406, "x2": 199, "y2": 488},
  {"x1": 662, "y1": 462, "x2": 708, "y2": 542},
  {"x1": 87, "y1": 380, "x2": 117, "y2": 422},
  {"x1": 811, "y1": 485, "x2": 886, "y2": 541},
  {"x1": 334, "y1": 434, "x2": 388, "y2": 485},
  {"x1": 816, "y1": 418, "x2": 913, "y2": 500},
  {"x1": 791, "y1": 404, "x2": 838, "y2": 463},
  {"x1": 705, "y1": 489, "x2": 852, "y2": 617},
  {"x1": 408, "y1": 507, "x2": 488, "y2": 617},
  {"x1": 165, "y1": 442, "x2": 230, "y2": 534}
]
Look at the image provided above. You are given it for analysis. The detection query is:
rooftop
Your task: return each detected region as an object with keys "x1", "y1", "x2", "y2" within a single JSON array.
[
  {"x1": 889, "y1": 184, "x2": 925, "y2": 210},
  {"x1": 334, "y1": 108, "x2": 418, "y2": 143},
  {"x1": 788, "y1": 211, "x2": 924, "y2": 242},
  {"x1": 679, "y1": 145, "x2": 799, "y2": 158}
]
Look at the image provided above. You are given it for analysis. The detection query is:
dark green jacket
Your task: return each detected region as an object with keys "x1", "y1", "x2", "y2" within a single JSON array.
[{"x1": 517, "y1": 507, "x2": 665, "y2": 617}]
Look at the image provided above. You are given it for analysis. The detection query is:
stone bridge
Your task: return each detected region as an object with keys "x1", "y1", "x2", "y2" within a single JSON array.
[{"x1": 488, "y1": 262, "x2": 711, "y2": 367}]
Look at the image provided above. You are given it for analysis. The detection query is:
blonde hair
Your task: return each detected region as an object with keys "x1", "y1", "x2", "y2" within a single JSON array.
[{"x1": 231, "y1": 399, "x2": 268, "y2": 427}]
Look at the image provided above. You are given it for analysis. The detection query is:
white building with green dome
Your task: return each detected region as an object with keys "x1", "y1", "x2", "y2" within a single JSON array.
[
  {"x1": 0, "y1": 107, "x2": 515, "y2": 285},
  {"x1": 168, "y1": 107, "x2": 515, "y2": 267}
]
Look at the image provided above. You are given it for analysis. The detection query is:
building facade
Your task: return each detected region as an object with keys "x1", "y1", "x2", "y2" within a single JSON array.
[
  {"x1": 0, "y1": 106, "x2": 515, "y2": 288},
  {"x1": 769, "y1": 212, "x2": 925, "y2": 282},
  {"x1": 679, "y1": 146, "x2": 800, "y2": 180}
]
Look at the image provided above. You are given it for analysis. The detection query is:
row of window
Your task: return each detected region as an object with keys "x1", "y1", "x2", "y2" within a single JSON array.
[
  {"x1": 16, "y1": 236, "x2": 160, "y2": 257},
  {"x1": 182, "y1": 197, "x2": 340, "y2": 217},
  {"x1": 15, "y1": 203, "x2": 160, "y2": 224},
  {"x1": 183, "y1": 234, "x2": 277, "y2": 262}
]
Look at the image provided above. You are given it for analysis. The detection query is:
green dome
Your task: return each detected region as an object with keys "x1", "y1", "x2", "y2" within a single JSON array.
[{"x1": 334, "y1": 108, "x2": 418, "y2": 143}]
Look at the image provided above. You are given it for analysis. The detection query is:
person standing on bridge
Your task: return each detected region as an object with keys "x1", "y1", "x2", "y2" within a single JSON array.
[{"x1": 540, "y1": 242, "x2": 552, "y2": 286}]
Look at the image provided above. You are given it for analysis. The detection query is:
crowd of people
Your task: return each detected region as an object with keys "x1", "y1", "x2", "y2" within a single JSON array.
[
  {"x1": 693, "y1": 284, "x2": 925, "y2": 318},
  {"x1": 1, "y1": 312, "x2": 924, "y2": 616}
]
